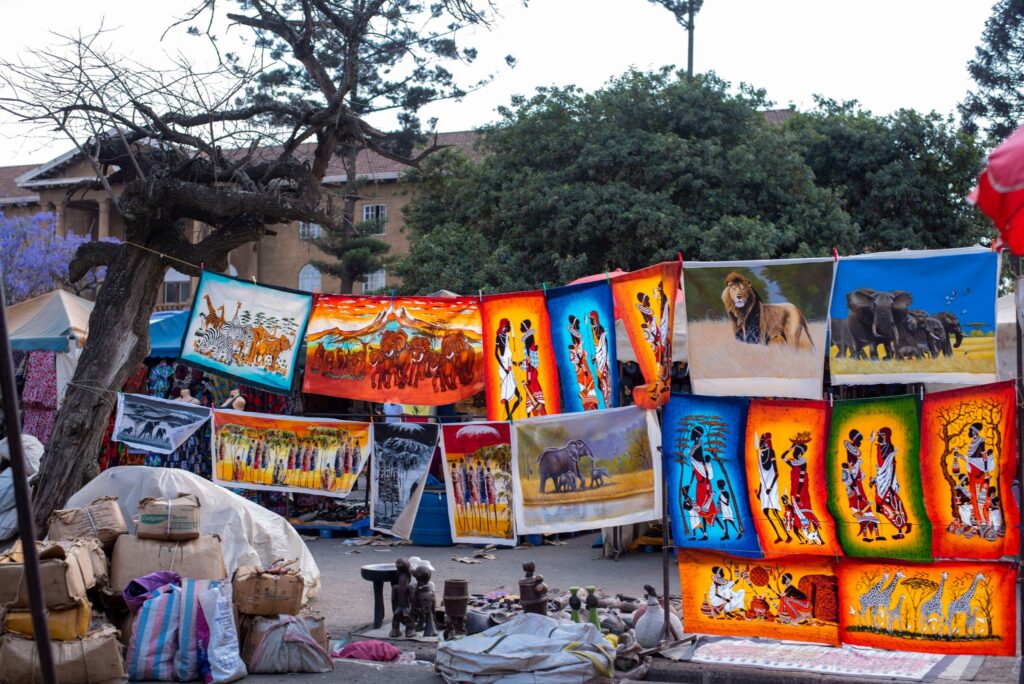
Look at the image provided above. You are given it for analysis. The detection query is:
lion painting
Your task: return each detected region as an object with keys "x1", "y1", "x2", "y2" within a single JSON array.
[{"x1": 721, "y1": 272, "x2": 814, "y2": 349}]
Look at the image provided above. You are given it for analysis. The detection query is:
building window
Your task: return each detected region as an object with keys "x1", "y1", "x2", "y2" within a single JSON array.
[
  {"x1": 361, "y1": 204, "x2": 387, "y2": 235},
  {"x1": 363, "y1": 268, "x2": 386, "y2": 293},
  {"x1": 299, "y1": 264, "x2": 322, "y2": 292},
  {"x1": 163, "y1": 269, "x2": 191, "y2": 304},
  {"x1": 298, "y1": 221, "x2": 322, "y2": 240}
]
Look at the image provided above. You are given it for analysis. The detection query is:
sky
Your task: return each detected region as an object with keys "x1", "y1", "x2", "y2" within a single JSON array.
[{"x1": 0, "y1": 0, "x2": 995, "y2": 166}]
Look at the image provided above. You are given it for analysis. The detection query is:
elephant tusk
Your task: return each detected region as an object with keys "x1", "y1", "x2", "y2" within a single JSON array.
[
  {"x1": 893, "y1": 327, "x2": 899, "y2": 344},
  {"x1": 872, "y1": 322, "x2": 880, "y2": 338}
]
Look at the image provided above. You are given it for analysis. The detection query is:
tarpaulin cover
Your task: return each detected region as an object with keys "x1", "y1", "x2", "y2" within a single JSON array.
[
  {"x1": 6, "y1": 289, "x2": 93, "y2": 352},
  {"x1": 149, "y1": 311, "x2": 188, "y2": 358}
]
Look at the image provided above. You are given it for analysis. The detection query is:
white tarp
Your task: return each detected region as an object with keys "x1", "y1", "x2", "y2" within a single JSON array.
[
  {"x1": 63, "y1": 466, "x2": 320, "y2": 602},
  {"x1": 0, "y1": 436, "x2": 44, "y2": 540}
]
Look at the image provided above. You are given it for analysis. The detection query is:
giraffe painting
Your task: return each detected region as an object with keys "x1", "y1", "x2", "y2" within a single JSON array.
[
  {"x1": 943, "y1": 573, "x2": 986, "y2": 637},
  {"x1": 918, "y1": 571, "x2": 947, "y2": 635},
  {"x1": 885, "y1": 595, "x2": 905, "y2": 633},
  {"x1": 857, "y1": 571, "x2": 904, "y2": 628}
]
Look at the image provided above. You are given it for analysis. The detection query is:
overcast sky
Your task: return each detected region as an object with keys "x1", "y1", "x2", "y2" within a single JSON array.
[{"x1": 0, "y1": 0, "x2": 995, "y2": 166}]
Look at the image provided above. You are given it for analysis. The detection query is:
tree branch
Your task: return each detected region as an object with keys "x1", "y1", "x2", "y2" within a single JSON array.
[{"x1": 68, "y1": 241, "x2": 122, "y2": 283}]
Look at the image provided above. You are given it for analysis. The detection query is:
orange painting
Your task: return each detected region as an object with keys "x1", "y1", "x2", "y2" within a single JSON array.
[{"x1": 303, "y1": 294, "x2": 484, "y2": 404}]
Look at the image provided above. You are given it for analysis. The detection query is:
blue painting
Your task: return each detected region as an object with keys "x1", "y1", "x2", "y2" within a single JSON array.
[
  {"x1": 546, "y1": 280, "x2": 619, "y2": 412},
  {"x1": 829, "y1": 247, "x2": 999, "y2": 385},
  {"x1": 663, "y1": 393, "x2": 762, "y2": 558}
]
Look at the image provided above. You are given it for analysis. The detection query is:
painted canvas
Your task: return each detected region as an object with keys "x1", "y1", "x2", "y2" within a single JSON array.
[
  {"x1": 546, "y1": 280, "x2": 619, "y2": 412},
  {"x1": 826, "y1": 396, "x2": 932, "y2": 560},
  {"x1": 179, "y1": 271, "x2": 312, "y2": 393},
  {"x1": 683, "y1": 258, "x2": 833, "y2": 399},
  {"x1": 611, "y1": 262, "x2": 681, "y2": 409},
  {"x1": 743, "y1": 400, "x2": 840, "y2": 557},
  {"x1": 212, "y1": 409, "x2": 371, "y2": 498},
  {"x1": 480, "y1": 292, "x2": 561, "y2": 421},
  {"x1": 920, "y1": 382, "x2": 1020, "y2": 559},
  {"x1": 663, "y1": 394, "x2": 761, "y2": 558},
  {"x1": 303, "y1": 295, "x2": 484, "y2": 404},
  {"x1": 511, "y1": 406, "x2": 660, "y2": 534},
  {"x1": 440, "y1": 422, "x2": 516, "y2": 545},
  {"x1": 678, "y1": 549, "x2": 840, "y2": 646},
  {"x1": 371, "y1": 422, "x2": 440, "y2": 538},
  {"x1": 839, "y1": 559, "x2": 1017, "y2": 656},
  {"x1": 829, "y1": 247, "x2": 999, "y2": 385},
  {"x1": 113, "y1": 393, "x2": 211, "y2": 455}
]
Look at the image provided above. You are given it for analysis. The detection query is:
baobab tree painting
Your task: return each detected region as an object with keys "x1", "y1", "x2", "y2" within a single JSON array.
[
  {"x1": 371, "y1": 422, "x2": 440, "y2": 539},
  {"x1": 440, "y1": 422, "x2": 516, "y2": 545}
]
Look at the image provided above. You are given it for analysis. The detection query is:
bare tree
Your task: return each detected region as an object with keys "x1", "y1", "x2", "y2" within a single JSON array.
[{"x1": 646, "y1": 1, "x2": 704, "y2": 80}]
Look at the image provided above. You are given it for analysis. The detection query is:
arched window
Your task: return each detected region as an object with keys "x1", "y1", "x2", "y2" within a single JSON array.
[{"x1": 298, "y1": 264, "x2": 322, "y2": 292}]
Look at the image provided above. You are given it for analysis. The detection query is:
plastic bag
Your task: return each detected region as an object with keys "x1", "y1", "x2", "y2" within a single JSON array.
[
  {"x1": 246, "y1": 615, "x2": 333, "y2": 674},
  {"x1": 198, "y1": 580, "x2": 247, "y2": 683},
  {"x1": 126, "y1": 583, "x2": 182, "y2": 681},
  {"x1": 174, "y1": 579, "x2": 211, "y2": 682},
  {"x1": 124, "y1": 570, "x2": 181, "y2": 612}
]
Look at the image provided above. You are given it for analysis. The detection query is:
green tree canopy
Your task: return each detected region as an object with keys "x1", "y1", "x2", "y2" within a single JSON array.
[{"x1": 961, "y1": 0, "x2": 1024, "y2": 140}]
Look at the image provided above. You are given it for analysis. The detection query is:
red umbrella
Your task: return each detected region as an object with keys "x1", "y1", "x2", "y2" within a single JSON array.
[{"x1": 970, "y1": 124, "x2": 1024, "y2": 254}]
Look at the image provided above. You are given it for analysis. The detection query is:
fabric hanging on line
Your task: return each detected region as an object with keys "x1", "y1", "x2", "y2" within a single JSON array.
[
  {"x1": 683, "y1": 257, "x2": 834, "y2": 400},
  {"x1": 545, "y1": 280, "x2": 619, "y2": 413},
  {"x1": 370, "y1": 422, "x2": 440, "y2": 538},
  {"x1": 212, "y1": 409, "x2": 372, "y2": 499},
  {"x1": 825, "y1": 395, "x2": 932, "y2": 561},
  {"x1": 829, "y1": 247, "x2": 999, "y2": 386},
  {"x1": 510, "y1": 406, "x2": 661, "y2": 535},
  {"x1": 21, "y1": 350, "x2": 58, "y2": 444},
  {"x1": 303, "y1": 294, "x2": 485, "y2": 405},
  {"x1": 112, "y1": 393, "x2": 212, "y2": 455},
  {"x1": 678, "y1": 549, "x2": 840, "y2": 646},
  {"x1": 663, "y1": 394, "x2": 761, "y2": 558},
  {"x1": 440, "y1": 421, "x2": 516, "y2": 546},
  {"x1": 610, "y1": 261, "x2": 681, "y2": 409},
  {"x1": 920, "y1": 381, "x2": 1020, "y2": 560},
  {"x1": 480, "y1": 291, "x2": 562, "y2": 421},
  {"x1": 178, "y1": 271, "x2": 313, "y2": 394}
]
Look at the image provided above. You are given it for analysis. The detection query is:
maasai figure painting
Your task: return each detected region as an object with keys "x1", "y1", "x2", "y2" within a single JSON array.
[
  {"x1": 611, "y1": 262, "x2": 681, "y2": 409},
  {"x1": 179, "y1": 272, "x2": 312, "y2": 393},
  {"x1": 743, "y1": 400, "x2": 840, "y2": 557},
  {"x1": 545, "y1": 280, "x2": 619, "y2": 412},
  {"x1": 683, "y1": 258, "x2": 834, "y2": 399},
  {"x1": 113, "y1": 393, "x2": 211, "y2": 455},
  {"x1": 678, "y1": 549, "x2": 840, "y2": 646},
  {"x1": 370, "y1": 422, "x2": 440, "y2": 538},
  {"x1": 511, "y1": 407, "x2": 660, "y2": 535},
  {"x1": 303, "y1": 295, "x2": 484, "y2": 405},
  {"x1": 826, "y1": 396, "x2": 931, "y2": 560},
  {"x1": 440, "y1": 422, "x2": 516, "y2": 545},
  {"x1": 663, "y1": 394, "x2": 761, "y2": 558},
  {"x1": 212, "y1": 409, "x2": 371, "y2": 498},
  {"x1": 829, "y1": 247, "x2": 999, "y2": 385},
  {"x1": 920, "y1": 382, "x2": 1019, "y2": 559},
  {"x1": 839, "y1": 559, "x2": 1017, "y2": 656},
  {"x1": 480, "y1": 291, "x2": 561, "y2": 421}
]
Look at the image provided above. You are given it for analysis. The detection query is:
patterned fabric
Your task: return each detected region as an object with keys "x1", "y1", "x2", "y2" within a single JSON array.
[
  {"x1": 22, "y1": 408, "x2": 56, "y2": 445},
  {"x1": 240, "y1": 387, "x2": 288, "y2": 415},
  {"x1": 148, "y1": 362, "x2": 174, "y2": 398},
  {"x1": 22, "y1": 351, "x2": 57, "y2": 408},
  {"x1": 122, "y1": 363, "x2": 149, "y2": 395}
]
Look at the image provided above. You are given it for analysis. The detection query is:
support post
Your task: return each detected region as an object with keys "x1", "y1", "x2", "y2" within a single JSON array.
[{"x1": 1014, "y1": 259, "x2": 1024, "y2": 684}]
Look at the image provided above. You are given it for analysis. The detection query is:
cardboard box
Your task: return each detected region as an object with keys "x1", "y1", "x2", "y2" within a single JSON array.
[
  {"x1": 0, "y1": 625, "x2": 126, "y2": 684},
  {"x1": 4, "y1": 599, "x2": 92, "y2": 640},
  {"x1": 7, "y1": 539, "x2": 107, "y2": 589},
  {"x1": 136, "y1": 493, "x2": 201, "y2": 541},
  {"x1": 110, "y1": 534, "x2": 226, "y2": 591},
  {"x1": 233, "y1": 564, "x2": 304, "y2": 616},
  {"x1": 48, "y1": 496, "x2": 127, "y2": 550},
  {"x1": 0, "y1": 541, "x2": 90, "y2": 609}
]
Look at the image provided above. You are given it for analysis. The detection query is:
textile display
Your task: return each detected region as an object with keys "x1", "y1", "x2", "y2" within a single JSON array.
[
  {"x1": 440, "y1": 422, "x2": 516, "y2": 545},
  {"x1": 838, "y1": 558, "x2": 1017, "y2": 656},
  {"x1": 510, "y1": 406, "x2": 661, "y2": 535},
  {"x1": 826, "y1": 396, "x2": 931, "y2": 560},
  {"x1": 21, "y1": 350, "x2": 58, "y2": 444},
  {"x1": 303, "y1": 294, "x2": 485, "y2": 405},
  {"x1": 212, "y1": 409, "x2": 371, "y2": 498},
  {"x1": 663, "y1": 394, "x2": 761, "y2": 558},
  {"x1": 610, "y1": 261, "x2": 681, "y2": 408},
  {"x1": 743, "y1": 400, "x2": 840, "y2": 557},
  {"x1": 683, "y1": 258, "x2": 834, "y2": 399},
  {"x1": 370, "y1": 422, "x2": 440, "y2": 538},
  {"x1": 178, "y1": 271, "x2": 312, "y2": 393},
  {"x1": 480, "y1": 291, "x2": 562, "y2": 421},
  {"x1": 545, "y1": 280, "x2": 619, "y2": 412},
  {"x1": 920, "y1": 382, "x2": 1020, "y2": 559},
  {"x1": 112, "y1": 393, "x2": 212, "y2": 455},
  {"x1": 829, "y1": 247, "x2": 999, "y2": 385},
  {"x1": 678, "y1": 549, "x2": 840, "y2": 646}
]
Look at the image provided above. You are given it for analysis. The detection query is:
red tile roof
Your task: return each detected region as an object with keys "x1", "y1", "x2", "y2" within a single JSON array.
[
  {"x1": 763, "y1": 108, "x2": 795, "y2": 125},
  {"x1": 0, "y1": 164, "x2": 39, "y2": 202}
]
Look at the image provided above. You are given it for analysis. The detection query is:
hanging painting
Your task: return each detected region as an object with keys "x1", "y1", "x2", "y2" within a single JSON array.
[
  {"x1": 440, "y1": 422, "x2": 516, "y2": 545},
  {"x1": 113, "y1": 393, "x2": 211, "y2": 455},
  {"x1": 178, "y1": 271, "x2": 312, "y2": 393},
  {"x1": 370, "y1": 422, "x2": 440, "y2": 538},
  {"x1": 838, "y1": 559, "x2": 1017, "y2": 656},
  {"x1": 829, "y1": 247, "x2": 999, "y2": 385},
  {"x1": 683, "y1": 257, "x2": 833, "y2": 399},
  {"x1": 663, "y1": 394, "x2": 761, "y2": 558},
  {"x1": 510, "y1": 406, "x2": 660, "y2": 534},
  {"x1": 480, "y1": 291, "x2": 561, "y2": 421},
  {"x1": 743, "y1": 399, "x2": 840, "y2": 557},
  {"x1": 545, "y1": 280, "x2": 619, "y2": 412},
  {"x1": 611, "y1": 261, "x2": 681, "y2": 408},
  {"x1": 826, "y1": 395, "x2": 932, "y2": 561},
  {"x1": 920, "y1": 381, "x2": 1020, "y2": 559},
  {"x1": 212, "y1": 409, "x2": 371, "y2": 498},
  {"x1": 678, "y1": 549, "x2": 840, "y2": 646},
  {"x1": 303, "y1": 295, "x2": 484, "y2": 405}
]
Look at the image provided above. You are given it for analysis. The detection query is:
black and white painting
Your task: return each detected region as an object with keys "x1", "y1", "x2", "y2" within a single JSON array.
[
  {"x1": 113, "y1": 392, "x2": 212, "y2": 454},
  {"x1": 370, "y1": 422, "x2": 440, "y2": 538}
]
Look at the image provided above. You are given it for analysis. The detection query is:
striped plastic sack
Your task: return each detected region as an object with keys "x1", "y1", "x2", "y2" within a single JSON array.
[
  {"x1": 126, "y1": 583, "x2": 182, "y2": 681},
  {"x1": 175, "y1": 579, "x2": 212, "y2": 682}
]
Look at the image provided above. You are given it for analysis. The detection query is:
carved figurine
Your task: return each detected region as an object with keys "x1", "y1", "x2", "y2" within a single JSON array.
[
  {"x1": 568, "y1": 586, "x2": 582, "y2": 623},
  {"x1": 412, "y1": 565, "x2": 437, "y2": 637},
  {"x1": 585, "y1": 585, "x2": 601, "y2": 629},
  {"x1": 443, "y1": 579, "x2": 470, "y2": 639},
  {"x1": 519, "y1": 561, "x2": 549, "y2": 616},
  {"x1": 390, "y1": 558, "x2": 416, "y2": 638}
]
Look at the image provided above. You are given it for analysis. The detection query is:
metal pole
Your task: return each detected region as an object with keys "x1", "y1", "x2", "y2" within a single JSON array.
[
  {"x1": 1013, "y1": 260, "x2": 1024, "y2": 684},
  {"x1": 0, "y1": 278, "x2": 57, "y2": 684},
  {"x1": 659, "y1": 443, "x2": 671, "y2": 641}
]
